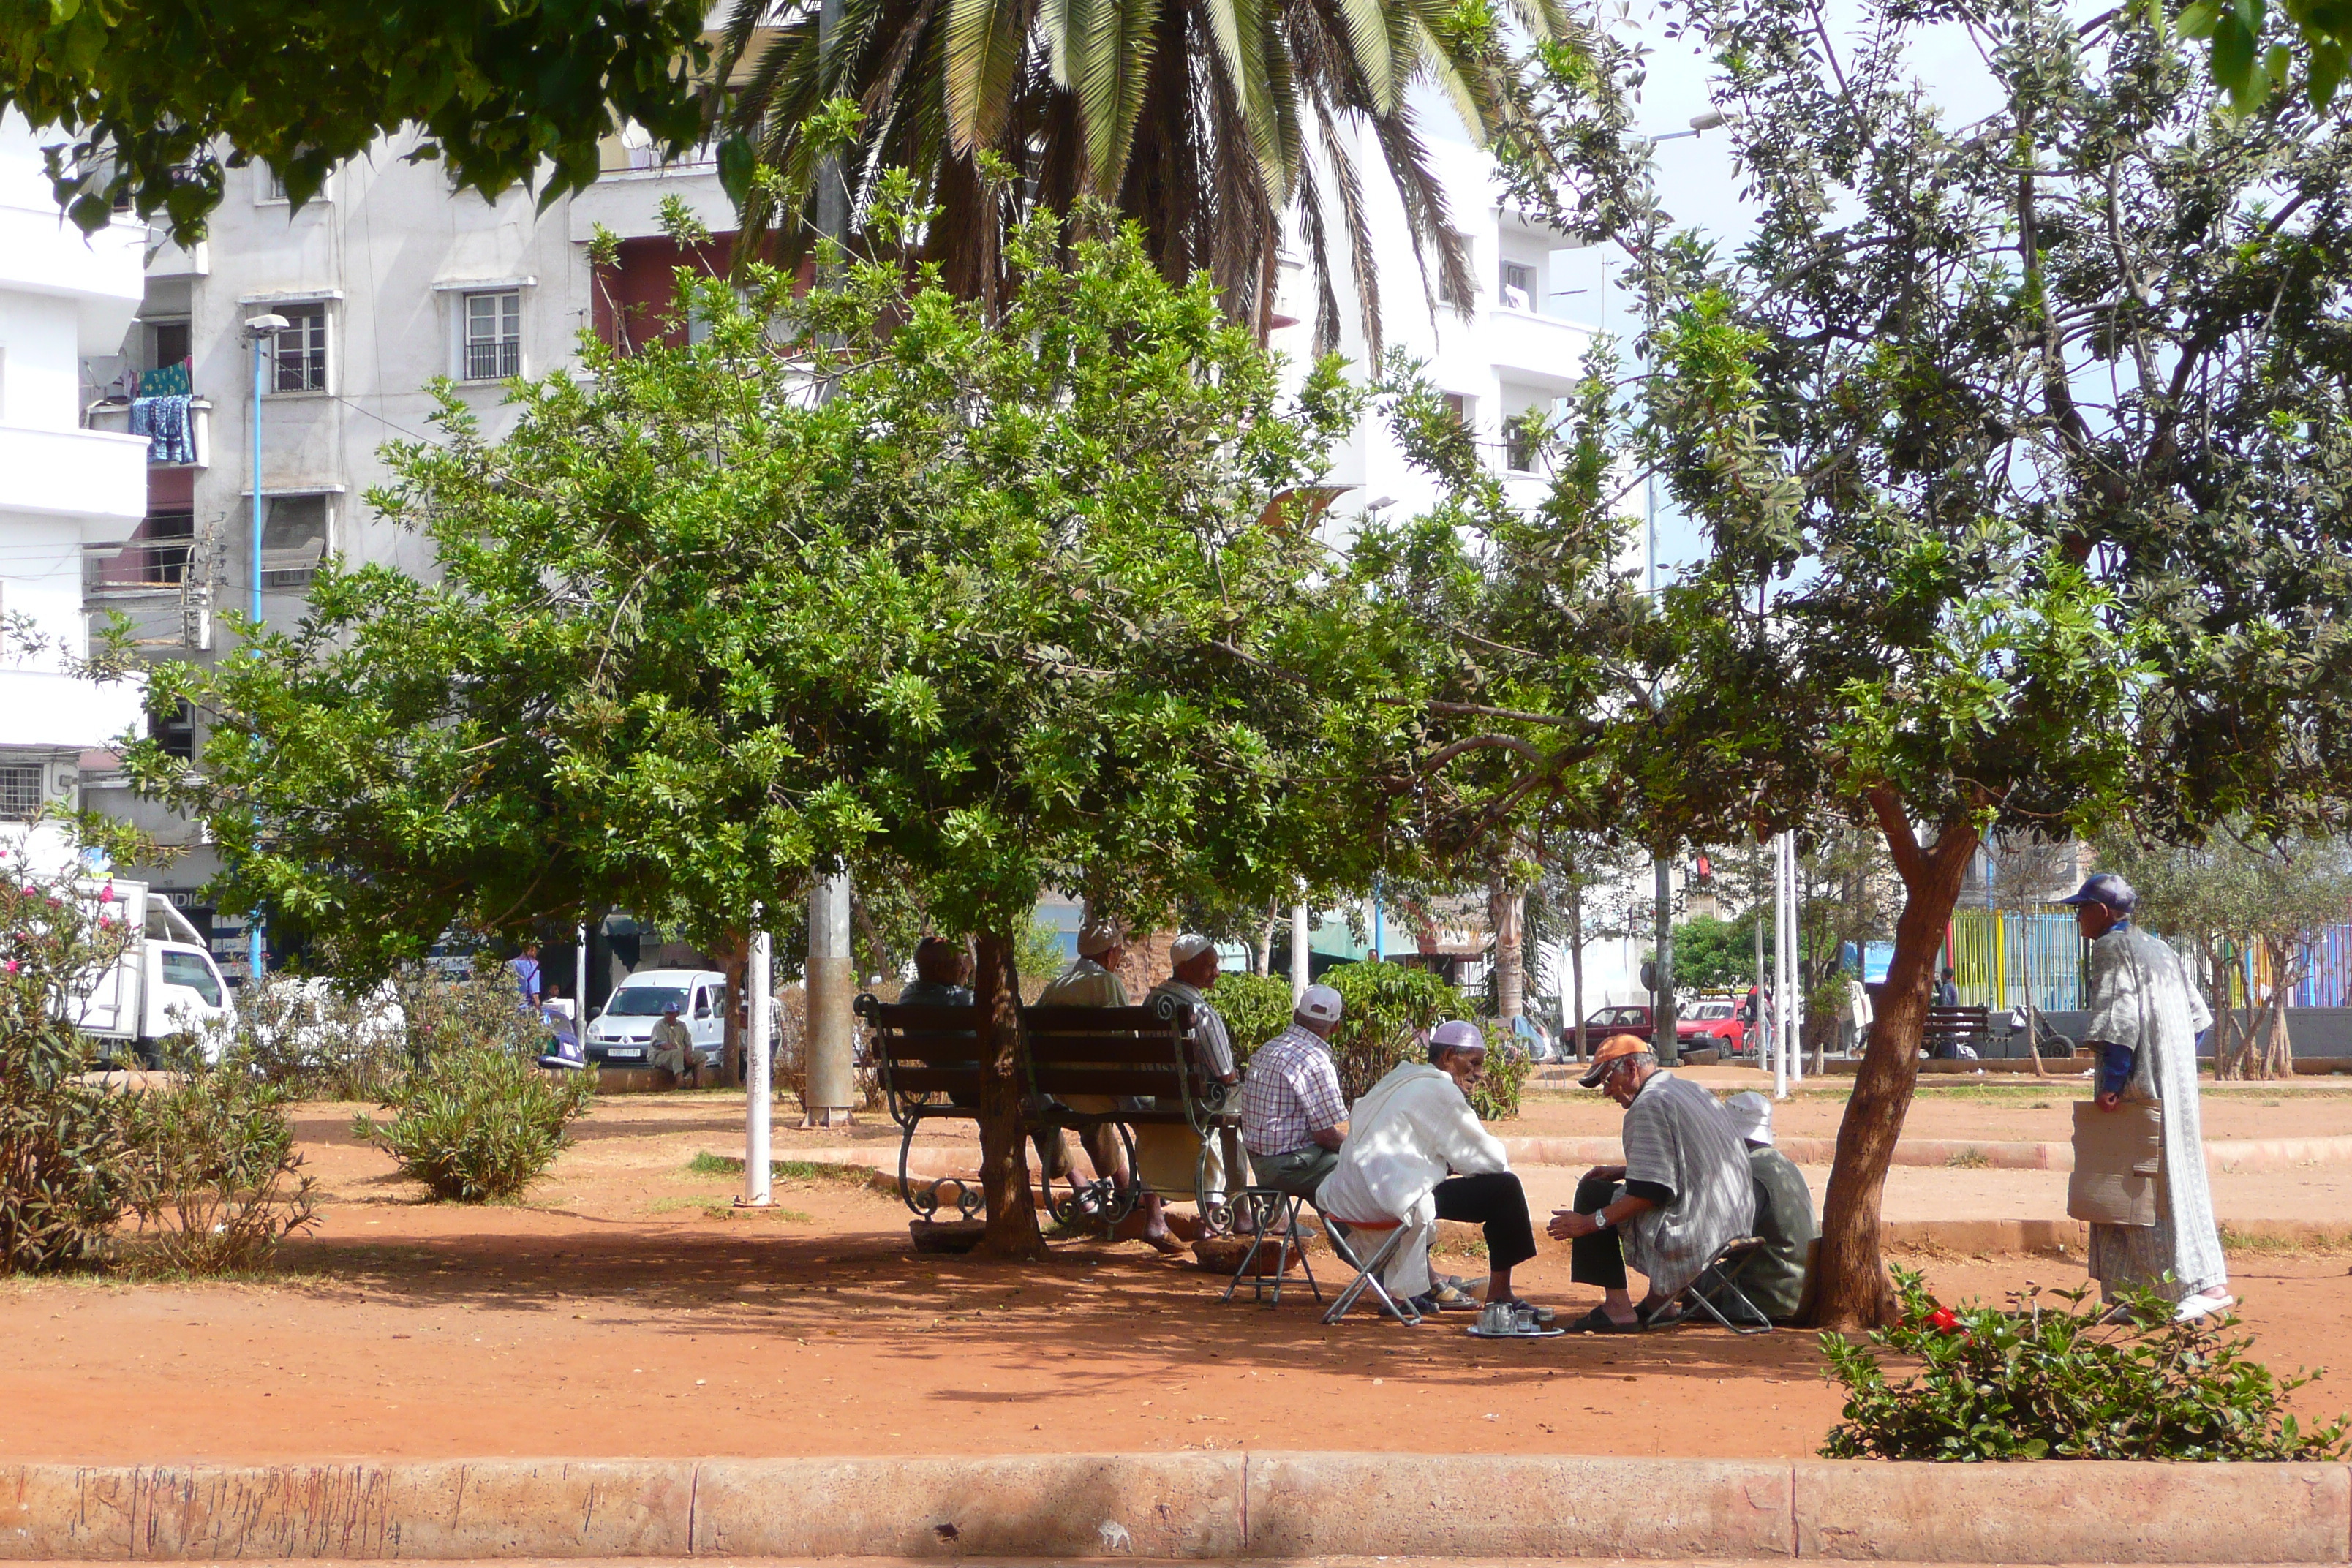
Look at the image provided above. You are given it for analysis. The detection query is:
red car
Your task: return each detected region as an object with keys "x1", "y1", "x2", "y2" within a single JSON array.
[{"x1": 1579, "y1": 1002, "x2": 1747, "y2": 1057}]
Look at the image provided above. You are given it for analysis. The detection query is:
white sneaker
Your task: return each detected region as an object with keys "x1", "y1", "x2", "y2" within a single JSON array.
[{"x1": 2174, "y1": 1290, "x2": 2237, "y2": 1323}]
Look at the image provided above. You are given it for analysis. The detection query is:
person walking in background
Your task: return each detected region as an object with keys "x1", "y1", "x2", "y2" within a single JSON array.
[
  {"x1": 2063, "y1": 872, "x2": 2233, "y2": 1322},
  {"x1": 1934, "y1": 966, "x2": 1959, "y2": 1008},
  {"x1": 1844, "y1": 967, "x2": 1874, "y2": 1056},
  {"x1": 509, "y1": 940, "x2": 543, "y2": 1011}
]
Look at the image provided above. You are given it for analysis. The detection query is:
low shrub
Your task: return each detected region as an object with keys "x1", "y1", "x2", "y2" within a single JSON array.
[
  {"x1": 353, "y1": 1041, "x2": 596, "y2": 1201},
  {"x1": 1820, "y1": 1267, "x2": 2350, "y2": 1460},
  {"x1": 195, "y1": 974, "x2": 409, "y2": 1101},
  {"x1": 1324, "y1": 960, "x2": 1469, "y2": 1102},
  {"x1": 1212, "y1": 972, "x2": 1296, "y2": 1066},
  {"x1": 122, "y1": 1049, "x2": 319, "y2": 1273}
]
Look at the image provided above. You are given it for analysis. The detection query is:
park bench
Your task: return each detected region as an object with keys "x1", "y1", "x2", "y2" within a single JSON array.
[
  {"x1": 855, "y1": 991, "x2": 1240, "y2": 1236},
  {"x1": 1922, "y1": 1006, "x2": 1994, "y2": 1059}
]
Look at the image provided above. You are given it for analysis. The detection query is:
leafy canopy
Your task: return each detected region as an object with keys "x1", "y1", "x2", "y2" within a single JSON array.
[
  {"x1": 126, "y1": 186, "x2": 1426, "y2": 968},
  {"x1": 0, "y1": 0, "x2": 710, "y2": 238}
]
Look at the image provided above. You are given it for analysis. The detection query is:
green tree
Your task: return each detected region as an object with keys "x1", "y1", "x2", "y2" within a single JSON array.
[
  {"x1": 1613, "y1": 0, "x2": 2352, "y2": 1327},
  {"x1": 0, "y1": 0, "x2": 710, "y2": 238},
  {"x1": 2099, "y1": 829, "x2": 2352, "y2": 1079},
  {"x1": 127, "y1": 191, "x2": 1424, "y2": 1257}
]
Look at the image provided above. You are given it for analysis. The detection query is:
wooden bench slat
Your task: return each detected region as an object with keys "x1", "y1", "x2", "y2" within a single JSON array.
[
  {"x1": 1022, "y1": 1005, "x2": 1186, "y2": 1031},
  {"x1": 1026, "y1": 1038, "x2": 1185, "y2": 1064},
  {"x1": 863, "y1": 1003, "x2": 987, "y2": 1028},
  {"x1": 889, "y1": 1068, "x2": 986, "y2": 1095}
]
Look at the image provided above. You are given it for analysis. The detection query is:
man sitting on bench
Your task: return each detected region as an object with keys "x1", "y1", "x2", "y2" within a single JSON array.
[{"x1": 1546, "y1": 1035, "x2": 1754, "y2": 1332}]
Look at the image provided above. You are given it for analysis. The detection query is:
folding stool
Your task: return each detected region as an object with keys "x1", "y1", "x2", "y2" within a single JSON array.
[
  {"x1": 1220, "y1": 1187, "x2": 1324, "y2": 1308},
  {"x1": 1681, "y1": 1236, "x2": 1774, "y2": 1334},
  {"x1": 1316, "y1": 1214, "x2": 1422, "y2": 1326}
]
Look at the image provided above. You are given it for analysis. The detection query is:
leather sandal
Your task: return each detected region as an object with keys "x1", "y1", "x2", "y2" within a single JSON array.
[{"x1": 1568, "y1": 1305, "x2": 1643, "y2": 1333}]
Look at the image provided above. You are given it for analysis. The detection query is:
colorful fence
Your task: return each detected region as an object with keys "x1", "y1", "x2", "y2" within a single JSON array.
[
  {"x1": 1938, "y1": 913, "x2": 2352, "y2": 1011},
  {"x1": 1944, "y1": 909, "x2": 2087, "y2": 1013}
]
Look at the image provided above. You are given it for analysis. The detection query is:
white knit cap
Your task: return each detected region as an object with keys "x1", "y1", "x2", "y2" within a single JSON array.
[
  {"x1": 1077, "y1": 918, "x2": 1126, "y2": 957},
  {"x1": 1724, "y1": 1090, "x2": 1774, "y2": 1147},
  {"x1": 1170, "y1": 933, "x2": 1216, "y2": 965},
  {"x1": 1430, "y1": 1019, "x2": 1485, "y2": 1052},
  {"x1": 1296, "y1": 984, "x2": 1343, "y2": 1025}
]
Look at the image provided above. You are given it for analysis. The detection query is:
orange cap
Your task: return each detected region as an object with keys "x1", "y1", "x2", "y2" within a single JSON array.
[{"x1": 1578, "y1": 1033, "x2": 1652, "y2": 1088}]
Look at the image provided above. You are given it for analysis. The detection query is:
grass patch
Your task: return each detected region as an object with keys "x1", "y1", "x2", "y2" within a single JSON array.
[
  {"x1": 1945, "y1": 1147, "x2": 1991, "y2": 1169},
  {"x1": 2217, "y1": 1225, "x2": 2352, "y2": 1256},
  {"x1": 687, "y1": 1151, "x2": 873, "y2": 1185}
]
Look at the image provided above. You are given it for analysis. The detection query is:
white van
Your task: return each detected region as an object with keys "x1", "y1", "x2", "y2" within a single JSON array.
[
  {"x1": 584, "y1": 968, "x2": 728, "y2": 1069},
  {"x1": 68, "y1": 880, "x2": 237, "y2": 1066}
]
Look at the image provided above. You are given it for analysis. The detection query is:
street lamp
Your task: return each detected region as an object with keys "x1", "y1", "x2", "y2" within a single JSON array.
[{"x1": 240, "y1": 312, "x2": 287, "y2": 987}]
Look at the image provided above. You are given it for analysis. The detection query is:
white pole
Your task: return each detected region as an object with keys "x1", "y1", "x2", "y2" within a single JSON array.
[
  {"x1": 742, "y1": 923, "x2": 773, "y2": 1207},
  {"x1": 1773, "y1": 831, "x2": 1789, "y2": 1101},
  {"x1": 1290, "y1": 903, "x2": 1310, "y2": 1001},
  {"x1": 574, "y1": 923, "x2": 587, "y2": 1029},
  {"x1": 1786, "y1": 832, "x2": 1806, "y2": 1086}
]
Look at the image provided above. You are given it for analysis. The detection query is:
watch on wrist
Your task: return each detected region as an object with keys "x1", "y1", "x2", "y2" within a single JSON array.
[{"x1": 1593, "y1": 1209, "x2": 1612, "y2": 1230}]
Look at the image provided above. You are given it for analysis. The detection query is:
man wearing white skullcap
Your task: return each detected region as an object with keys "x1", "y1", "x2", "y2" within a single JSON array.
[
  {"x1": 1037, "y1": 915, "x2": 1163, "y2": 1244},
  {"x1": 1317, "y1": 1019, "x2": 1540, "y2": 1316},
  {"x1": 1699, "y1": 1091, "x2": 1816, "y2": 1322},
  {"x1": 1237, "y1": 984, "x2": 1350, "y2": 1203},
  {"x1": 1134, "y1": 935, "x2": 1243, "y2": 1231}
]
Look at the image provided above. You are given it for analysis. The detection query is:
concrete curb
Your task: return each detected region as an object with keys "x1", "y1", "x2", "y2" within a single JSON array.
[{"x1": 6, "y1": 1455, "x2": 2348, "y2": 1562}]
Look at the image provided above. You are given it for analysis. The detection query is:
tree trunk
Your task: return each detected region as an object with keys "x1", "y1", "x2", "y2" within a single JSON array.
[
  {"x1": 1490, "y1": 879, "x2": 1525, "y2": 1021},
  {"x1": 973, "y1": 928, "x2": 1044, "y2": 1259},
  {"x1": 1813, "y1": 793, "x2": 1979, "y2": 1330},
  {"x1": 2253, "y1": 935, "x2": 2296, "y2": 1080},
  {"x1": 1254, "y1": 908, "x2": 1275, "y2": 978},
  {"x1": 2203, "y1": 940, "x2": 2245, "y2": 1079},
  {"x1": 713, "y1": 930, "x2": 749, "y2": 1087}
]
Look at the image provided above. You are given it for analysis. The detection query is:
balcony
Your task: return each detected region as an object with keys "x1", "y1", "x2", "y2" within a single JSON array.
[
  {"x1": 83, "y1": 396, "x2": 211, "y2": 469},
  {"x1": 84, "y1": 538, "x2": 197, "y2": 599},
  {"x1": 1478, "y1": 307, "x2": 1590, "y2": 393}
]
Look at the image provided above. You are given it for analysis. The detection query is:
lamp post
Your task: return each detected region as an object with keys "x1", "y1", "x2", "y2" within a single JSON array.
[{"x1": 240, "y1": 312, "x2": 288, "y2": 988}]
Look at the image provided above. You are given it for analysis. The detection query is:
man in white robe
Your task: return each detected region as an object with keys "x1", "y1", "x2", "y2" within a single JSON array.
[
  {"x1": 1317, "y1": 1020, "x2": 1539, "y2": 1315},
  {"x1": 2065, "y1": 872, "x2": 2232, "y2": 1321}
]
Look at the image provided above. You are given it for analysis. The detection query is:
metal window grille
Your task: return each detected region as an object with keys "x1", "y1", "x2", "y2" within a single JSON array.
[
  {"x1": 0, "y1": 763, "x2": 45, "y2": 820},
  {"x1": 464, "y1": 291, "x2": 521, "y2": 380},
  {"x1": 271, "y1": 306, "x2": 328, "y2": 392}
]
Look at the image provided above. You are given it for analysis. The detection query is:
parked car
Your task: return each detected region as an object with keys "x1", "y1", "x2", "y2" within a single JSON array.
[
  {"x1": 584, "y1": 969, "x2": 728, "y2": 1069},
  {"x1": 1679, "y1": 998, "x2": 1750, "y2": 1056},
  {"x1": 1577, "y1": 1003, "x2": 1721, "y2": 1058}
]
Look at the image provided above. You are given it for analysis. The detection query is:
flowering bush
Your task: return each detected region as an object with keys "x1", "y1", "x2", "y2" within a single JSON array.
[
  {"x1": 0, "y1": 848, "x2": 142, "y2": 1271},
  {"x1": 1821, "y1": 1267, "x2": 2350, "y2": 1461}
]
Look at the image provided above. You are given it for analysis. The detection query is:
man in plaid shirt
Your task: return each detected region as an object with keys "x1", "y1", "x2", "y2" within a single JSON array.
[{"x1": 1239, "y1": 984, "x2": 1349, "y2": 1201}]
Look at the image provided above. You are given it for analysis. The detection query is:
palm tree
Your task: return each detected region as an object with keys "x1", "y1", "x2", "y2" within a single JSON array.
[{"x1": 715, "y1": 0, "x2": 1570, "y2": 350}]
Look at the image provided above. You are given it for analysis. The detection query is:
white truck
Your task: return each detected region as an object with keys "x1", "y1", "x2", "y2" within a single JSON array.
[{"x1": 67, "y1": 879, "x2": 238, "y2": 1066}]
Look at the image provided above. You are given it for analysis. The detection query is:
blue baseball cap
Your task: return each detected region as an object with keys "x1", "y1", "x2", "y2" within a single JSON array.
[{"x1": 2058, "y1": 872, "x2": 2136, "y2": 913}]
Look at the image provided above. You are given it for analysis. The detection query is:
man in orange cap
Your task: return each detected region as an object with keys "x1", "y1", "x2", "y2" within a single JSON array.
[{"x1": 1547, "y1": 1034, "x2": 1752, "y2": 1331}]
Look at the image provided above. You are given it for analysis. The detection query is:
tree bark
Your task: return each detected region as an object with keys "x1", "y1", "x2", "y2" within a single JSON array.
[
  {"x1": 1813, "y1": 791, "x2": 1979, "y2": 1330},
  {"x1": 2253, "y1": 935, "x2": 2296, "y2": 1080},
  {"x1": 1490, "y1": 879, "x2": 1525, "y2": 1022},
  {"x1": 713, "y1": 930, "x2": 749, "y2": 1087},
  {"x1": 973, "y1": 928, "x2": 1044, "y2": 1259}
]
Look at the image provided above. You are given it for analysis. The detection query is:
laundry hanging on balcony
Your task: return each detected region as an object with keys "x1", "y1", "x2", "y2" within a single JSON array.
[
  {"x1": 139, "y1": 358, "x2": 192, "y2": 399},
  {"x1": 127, "y1": 393, "x2": 195, "y2": 465}
]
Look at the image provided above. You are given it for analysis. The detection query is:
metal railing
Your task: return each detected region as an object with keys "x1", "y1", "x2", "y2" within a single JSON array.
[{"x1": 84, "y1": 538, "x2": 197, "y2": 595}]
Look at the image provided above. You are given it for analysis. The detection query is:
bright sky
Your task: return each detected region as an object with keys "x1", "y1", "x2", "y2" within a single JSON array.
[{"x1": 1415, "y1": 0, "x2": 2033, "y2": 580}]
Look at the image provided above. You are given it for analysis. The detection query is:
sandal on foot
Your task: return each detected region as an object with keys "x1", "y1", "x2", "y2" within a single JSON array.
[
  {"x1": 1427, "y1": 1282, "x2": 1482, "y2": 1311},
  {"x1": 1569, "y1": 1305, "x2": 1643, "y2": 1333},
  {"x1": 1143, "y1": 1231, "x2": 1187, "y2": 1256}
]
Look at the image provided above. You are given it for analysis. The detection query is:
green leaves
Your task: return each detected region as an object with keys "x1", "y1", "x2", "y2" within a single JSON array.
[
  {"x1": 0, "y1": 0, "x2": 713, "y2": 241},
  {"x1": 1822, "y1": 1267, "x2": 2351, "y2": 1461}
]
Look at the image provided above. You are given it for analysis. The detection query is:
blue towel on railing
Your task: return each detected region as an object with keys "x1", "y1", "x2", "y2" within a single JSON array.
[{"x1": 127, "y1": 394, "x2": 195, "y2": 465}]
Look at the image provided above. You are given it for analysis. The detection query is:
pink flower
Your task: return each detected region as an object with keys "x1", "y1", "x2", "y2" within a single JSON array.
[
  {"x1": 99, "y1": 883, "x2": 116, "y2": 904},
  {"x1": 2, "y1": 960, "x2": 17, "y2": 974}
]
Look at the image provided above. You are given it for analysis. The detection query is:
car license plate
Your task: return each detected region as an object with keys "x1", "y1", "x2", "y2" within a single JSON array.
[{"x1": 606, "y1": 1047, "x2": 644, "y2": 1059}]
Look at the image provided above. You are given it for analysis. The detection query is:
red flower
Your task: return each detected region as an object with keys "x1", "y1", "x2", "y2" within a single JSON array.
[{"x1": 1926, "y1": 1308, "x2": 1961, "y2": 1333}]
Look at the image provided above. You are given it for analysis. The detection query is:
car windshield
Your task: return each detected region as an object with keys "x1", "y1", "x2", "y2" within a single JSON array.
[
  {"x1": 1691, "y1": 1003, "x2": 1734, "y2": 1019},
  {"x1": 606, "y1": 987, "x2": 688, "y2": 1017}
]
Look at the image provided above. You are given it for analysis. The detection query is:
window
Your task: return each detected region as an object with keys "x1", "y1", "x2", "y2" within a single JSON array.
[
  {"x1": 151, "y1": 699, "x2": 197, "y2": 762},
  {"x1": 693, "y1": 987, "x2": 712, "y2": 1019},
  {"x1": 1500, "y1": 261, "x2": 1534, "y2": 312},
  {"x1": 463, "y1": 290, "x2": 522, "y2": 380},
  {"x1": 266, "y1": 305, "x2": 328, "y2": 393},
  {"x1": 261, "y1": 493, "x2": 333, "y2": 585},
  {"x1": 0, "y1": 763, "x2": 42, "y2": 820},
  {"x1": 1438, "y1": 268, "x2": 1471, "y2": 308},
  {"x1": 262, "y1": 165, "x2": 287, "y2": 203},
  {"x1": 160, "y1": 951, "x2": 225, "y2": 1007},
  {"x1": 1442, "y1": 393, "x2": 1471, "y2": 429},
  {"x1": 149, "y1": 319, "x2": 191, "y2": 371},
  {"x1": 1505, "y1": 413, "x2": 1544, "y2": 475}
]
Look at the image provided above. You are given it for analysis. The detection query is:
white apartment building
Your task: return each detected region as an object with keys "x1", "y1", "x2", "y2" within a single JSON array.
[
  {"x1": 0, "y1": 110, "x2": 149, "y2": 856},
  {"x1": 73, "y1": 116, "x2": 1635, "y2": 973}
]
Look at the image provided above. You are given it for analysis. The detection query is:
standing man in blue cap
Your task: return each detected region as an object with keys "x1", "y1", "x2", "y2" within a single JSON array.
[{"x1": 2062, "y1": 871, "x2": 2233, "y2": 1322}]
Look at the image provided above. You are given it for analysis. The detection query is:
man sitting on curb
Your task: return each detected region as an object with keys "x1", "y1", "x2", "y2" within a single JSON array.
[
  {"x1": 1706, "y1": 1091, "x2": 1816, "y2": 1323},
  {"x1": 649, "y1": 1000, "x2": 701, "y2": 1089},
  {"x1": 1237, "y1": 984, "x2": 1348, "y2": 1202},
  {"x1": 1317, "y1": 1019, "x2": 1539, "y2": 1316},
  {"x1": 1546, "y1": 1035, "x2": 1753, "y2": 1331}
]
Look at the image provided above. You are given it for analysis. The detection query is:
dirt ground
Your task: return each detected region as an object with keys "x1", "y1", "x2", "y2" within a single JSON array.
[{"x1": 4, "y1": 1091, "x2": 2351, "y2": 1466}]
